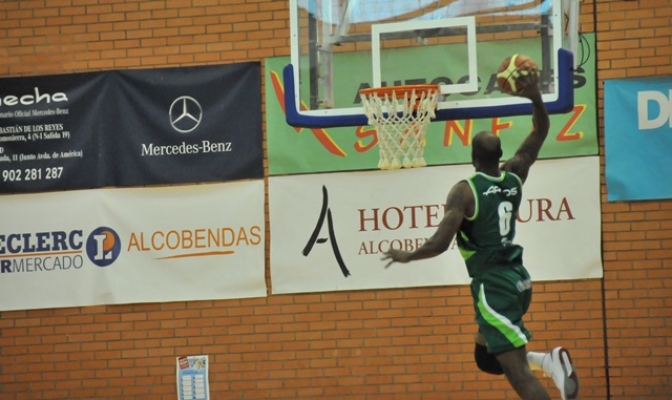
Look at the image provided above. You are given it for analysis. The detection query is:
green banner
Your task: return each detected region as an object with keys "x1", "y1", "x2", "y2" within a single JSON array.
[{"x1": 266, "y1": 34, "x2": 598, "y2": 175}]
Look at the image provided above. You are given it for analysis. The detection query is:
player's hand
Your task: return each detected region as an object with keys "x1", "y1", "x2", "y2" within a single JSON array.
[
  {"x1": 514, "y1": 67, "x2": 541, "y2": 99},
  {"x1": 381, "y1": 249, "x2": 413, "y2": 268}
]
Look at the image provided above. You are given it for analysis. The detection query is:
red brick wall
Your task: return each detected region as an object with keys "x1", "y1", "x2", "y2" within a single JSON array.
[
  {"x1": 0, "y1": 0, "x2": 670, "y2": 399},
  {"x1": 596, "y1": 1, "x2": 672, "y2": 399}
]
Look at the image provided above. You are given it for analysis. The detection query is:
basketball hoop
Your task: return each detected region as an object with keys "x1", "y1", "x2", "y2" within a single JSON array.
[{"x1": 360, "y1": 84, "x2": 440, "y2": 170}]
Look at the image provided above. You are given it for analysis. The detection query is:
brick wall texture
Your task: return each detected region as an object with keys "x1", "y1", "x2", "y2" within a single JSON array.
[{"x1": 1, "y1": 0, "x2": 671, "y2": 399}]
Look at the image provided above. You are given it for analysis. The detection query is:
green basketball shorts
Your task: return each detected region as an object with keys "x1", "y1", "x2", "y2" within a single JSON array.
[{"x1": 470, "y1": 264, "x2": 533, "y2": 354}]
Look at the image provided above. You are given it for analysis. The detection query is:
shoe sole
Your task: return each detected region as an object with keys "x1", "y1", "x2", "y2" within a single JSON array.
[{"x1": 557, "y1": 348, "x2": 579, "y2": 400}]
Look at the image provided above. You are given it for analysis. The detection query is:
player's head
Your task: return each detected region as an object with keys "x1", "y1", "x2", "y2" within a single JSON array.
[{"x1": 472, "y1": 131, "x2": 503, "y2": 169}]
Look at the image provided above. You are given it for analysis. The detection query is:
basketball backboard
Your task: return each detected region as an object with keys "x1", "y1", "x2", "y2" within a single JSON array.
[{"x1": 285, "y1": 0, "x2": 580, "y2": 128}]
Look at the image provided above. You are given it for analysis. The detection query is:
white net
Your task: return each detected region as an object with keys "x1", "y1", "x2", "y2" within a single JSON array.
[{"x1": 360, "y1": 86, "x2": 440, "y2": 170}]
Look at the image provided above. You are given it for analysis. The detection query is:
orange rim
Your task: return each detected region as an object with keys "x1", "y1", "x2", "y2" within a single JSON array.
[
  {"x1": 359, "y1": 84, "x2": 440, "y2": 110},
  {"x1": 359, "y1": 84, "x2": 441, "y2": 97}
]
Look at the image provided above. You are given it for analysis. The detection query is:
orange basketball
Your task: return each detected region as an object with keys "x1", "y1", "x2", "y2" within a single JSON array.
[{"x1": 496, "y1": 54, "x2": 539, "y2": 94}]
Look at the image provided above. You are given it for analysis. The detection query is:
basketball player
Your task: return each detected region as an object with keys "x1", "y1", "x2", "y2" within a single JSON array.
[{"x1": 381, "y1": 70, "x2": 579, "y2": 400}]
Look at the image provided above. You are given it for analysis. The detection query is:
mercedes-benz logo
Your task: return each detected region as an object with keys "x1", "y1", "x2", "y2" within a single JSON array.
[{"x1": 169, "y1": 96, "x2": 203, "y2": 133}]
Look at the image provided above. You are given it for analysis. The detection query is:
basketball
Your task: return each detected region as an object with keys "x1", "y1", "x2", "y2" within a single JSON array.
[{"x1": 496, "y1": 54, "x2": 539, "y2": 94}]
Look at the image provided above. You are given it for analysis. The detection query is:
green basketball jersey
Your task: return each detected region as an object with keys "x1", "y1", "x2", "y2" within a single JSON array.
[{"x1": 457, "y1": 171, "x2": 524, "y2": 277}]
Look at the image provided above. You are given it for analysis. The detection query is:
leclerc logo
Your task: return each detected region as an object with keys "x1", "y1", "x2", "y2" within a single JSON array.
[{"x1": 86, "y1": 227, "x2": 121, "y2": 267}]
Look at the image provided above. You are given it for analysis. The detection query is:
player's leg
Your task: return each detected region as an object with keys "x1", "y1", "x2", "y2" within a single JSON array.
[
  {"x1": 474, "y1": 318, "x2": 579, "y2": 399},
  {"x1": 496, "y1": 346, "x2": 551, "y2": 400},
  {"x1": 472, "y1": 265, "x2": 579, "y2": 400},
  {"x1": 528, "y1": 347, "x2": 579, "y2": 400},
  {"x1": 471, "y1": 266, "x2": 552, "y2": 399},
  {"x1": 473, "y1": 332, "x2": 553, "y2": 400}
]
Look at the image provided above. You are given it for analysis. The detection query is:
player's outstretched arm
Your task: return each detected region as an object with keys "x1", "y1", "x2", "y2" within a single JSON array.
[
  {"x1": 501, "y1": 71, "x2": 550, "y2": 183},
  {"x1": 382, "y1": 181, "x2": 471, "y2": 268}
]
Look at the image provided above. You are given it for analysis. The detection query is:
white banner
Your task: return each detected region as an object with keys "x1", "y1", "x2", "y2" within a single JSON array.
[
  {"x1": 0, "y1": 181, "x2": 266, "y2": 311},
  {"x1": 269, "y1": 156, "x2": 602, "y2": 294}
]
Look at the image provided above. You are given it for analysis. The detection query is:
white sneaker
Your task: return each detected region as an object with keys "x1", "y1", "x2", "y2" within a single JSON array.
[{"x1": 547, "y1": 347, "x2": 579, "y2": 400}]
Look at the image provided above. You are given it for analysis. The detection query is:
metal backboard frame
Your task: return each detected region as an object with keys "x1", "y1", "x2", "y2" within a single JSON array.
[{"x1": 285, "y1": 0, "x2": 578, "y2": 128}]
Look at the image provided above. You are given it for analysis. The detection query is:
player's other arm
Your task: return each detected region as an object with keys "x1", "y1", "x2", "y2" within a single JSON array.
[
  {"x1": 382, "y1": 181, "x2": 471, "y2": 268},
  {"x1": 501, "y1": 72, "x2": 550, "y2": 183}
]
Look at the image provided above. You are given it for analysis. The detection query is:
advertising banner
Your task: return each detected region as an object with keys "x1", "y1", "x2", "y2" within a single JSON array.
[
  {"x1": 0, "y1": 63, "x2": 263, "y2": 193},
  {"x1": 269, "y1": 157, "x2": 602, "y2": 294},
  {"x1": 0, "y1": 72, "x2": 106, "y2": 192},
  {"x1": 108, "y1": 63, "x2": 263, "y2": 186},
  {"x1": 605, "y1": 76, "x2": 672, "y2": 201},
  {"x1": 0, "y1": 181, "x2": 266, "y2": 311},
  {"x1": 266, "y1": 34, "x2": 599, "y2": 175}
]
